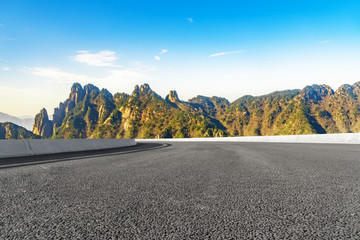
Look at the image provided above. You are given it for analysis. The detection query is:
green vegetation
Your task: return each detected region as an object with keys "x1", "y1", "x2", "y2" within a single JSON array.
[
  {"x1": 29, "y1": 81, "x2": 360, "y2": 139},
  {"x1": 0, "y1": 122, "x2": 41, "y2": 139}
]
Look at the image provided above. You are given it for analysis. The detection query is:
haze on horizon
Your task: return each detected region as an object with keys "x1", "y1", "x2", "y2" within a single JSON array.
[{"x1": 1, "y1": 0, "x2": 360, "y2": 117}]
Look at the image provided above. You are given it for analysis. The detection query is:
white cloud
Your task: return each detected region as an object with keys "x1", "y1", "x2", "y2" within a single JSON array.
[
  {"x1": 153, "y1": 49, "x2": 168, "y2": 61},
  {"x1": 159, "y1": 49, "x2": 168, "y2": 55},
  {"x1": 23, "y1": 66, "x2": 152, "y2": 94},
  {"x1": 1, "y1": 66, "x2": 10, "y2": 71},
  {"x1": 101, "y1": 69, "x2": 151, "y2": 93},
  {"x1": 187, "y1": 18, "x2": 193, "y2": 23},
  {"x1": 130, "y1": 61, "x2": 157, "y2": 72},
  {"x1": 24, "y1": 67, "x2": 93, "y2": 84},
  {"x1": 73, "y1": 50, "x2": 121, "y2": 67},
  {"x1": 104, "y1": 69, "x2": 150, "y2": 82},
  {"x1": 318, "y1": 40, "x2": 330, "y2": 45},
  {"x1": 209, "y1": 50, "x2": 244, "y2": 58}
]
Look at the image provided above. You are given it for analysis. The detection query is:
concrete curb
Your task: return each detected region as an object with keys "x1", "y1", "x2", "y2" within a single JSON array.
[
  {"x1": 0, "y1": 139, "x2": 136, "y2": 159},
  {"x1": 136, "y1": 133, "x2": 360, "y2": 144}
]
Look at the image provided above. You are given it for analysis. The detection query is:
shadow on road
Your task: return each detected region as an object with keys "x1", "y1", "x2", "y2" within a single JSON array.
[{"x1": 0, "y1": 143, "x2": 171, "y2": 169}]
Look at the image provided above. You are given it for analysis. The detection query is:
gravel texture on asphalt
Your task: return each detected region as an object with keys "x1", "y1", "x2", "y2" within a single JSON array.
[{"x1": 1, "y1": 142, "x2": 360, "y2": 239}]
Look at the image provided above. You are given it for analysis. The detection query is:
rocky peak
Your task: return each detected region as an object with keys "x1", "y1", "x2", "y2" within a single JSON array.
[
  {"x1": 53, "y1": 104, "x2": 65, "y2": 128},
  {"x1": 100, "y1": 88, "x2": 112, "y2": 97},
  {"x1": 335, "y1": 84, "x2": 354, "y2": 95},
  {"x1": 114, "y1": 92, "x2": 129, "y2": 101},
  {"x1": 131, "y1": 84, "x2": 156, "y2": 98},
  {"x1": 166, "y1": 90, "x2": 180, "y2": 103},
  {"x1": 97, "y1": 89, "x2": 115, "y2": 110},
  {"x1": 299, "y1": 84, "x2": 334, "y2": 102},
  {"x1": 33, "y1": 108, "x2": 53, "y2": 138},
  {"x1": 140, "y1": 84, "x2": 156, "y2": 98},
  {"x1": 352, "y1": 82, "x2": 360, "y2": 96},
  {"x1": 210, "y1": 96, "x2": 230, "y2": 107},
  {"x1": 132, "y1": 85, "x2": 140, "y2": 97},
  {"x1": 84, "y1": 84, "x2": 99, "y2": 95},
  {"x1": 53, "y1": 83, "x2": 95, "y2": 127},
  {"x1": 140, "y1": 84, "x2": 151, "y2": 93},
  {"x1": 353, "y1": 81, "x2": 360, "y2": 88},
  {"x1": 71, "y1": 82, "x2": 82, "y2": 92},
  {"x1": 70, "y1": 83, "x2": 85, "y2": 104},
  {"x1": 191, "y1": 95, "x2": 229, "y2": 107},
  {"x1": 189, "y1": 95, "x2": 214, "y2": 108}
]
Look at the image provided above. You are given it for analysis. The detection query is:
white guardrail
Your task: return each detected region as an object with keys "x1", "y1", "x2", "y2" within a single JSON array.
[
  {"x1": 0, "y1": 139, "x2": 136, "y2": 159},
  {"x1": 1, "y1": 133, "x2": 359, "y2": 159},
  {"x1": 136, "y1": 133, "x2": 360, "y2": 144}
]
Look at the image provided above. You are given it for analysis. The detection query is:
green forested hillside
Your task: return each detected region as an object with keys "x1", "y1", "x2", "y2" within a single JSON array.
[
  {"x1": 0, "y1": 122, "x2": 41, "y2": 139},
  {"x1": 32, "y1": 82, "x2": 360, "y2": 139}
]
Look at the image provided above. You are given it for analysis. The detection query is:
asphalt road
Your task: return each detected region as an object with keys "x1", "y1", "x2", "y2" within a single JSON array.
[{"x1": 1, "y1": 142, "x2": 360, "y2": 239}]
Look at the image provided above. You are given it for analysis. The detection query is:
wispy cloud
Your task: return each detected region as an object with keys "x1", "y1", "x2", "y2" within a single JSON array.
[
  {"x1": 23, "y1": 66, "x2": 151, "y2": 90},
  {"x1": 130, "y1": 61, "x2": 157, "y2": 72},
  {"x1": 104, "y1": 69, "x2": 150, "y2": 83},
  {"x1": 153, "y1": 49, "x2": 168, "y2": 61},
  {"x1": 159, "y1": 49, "x2": 168, "y2": 55},
  {"x1": 1, "y1": 66, "x2": 10, "y2": 71},
  {"x1": 209, "y1": 50, "x2": 244, "y2": 58},
  {"x1": 73, "y1": 50, "x2": 121, "y2": 67},
  {"x1": 23, "y1": 67, "x2": 93, "y2": 84},
  {"x1": 187, "y1": 18, "x2": 193, "y2": 23},
  {"x1": 318, "y1": 40, "x2": 330, "y2": 45}
]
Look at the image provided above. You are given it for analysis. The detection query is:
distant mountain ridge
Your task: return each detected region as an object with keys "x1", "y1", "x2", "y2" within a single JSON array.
[
  {"x1": 0, "y1": 122, "x2": 40, "y2": 139},
  {"x1": 30, "y1": 81, "x2": 360, "y2": 139},
  {"x1": 0, "y1": 112, "x2": 34, "y2": 130}
]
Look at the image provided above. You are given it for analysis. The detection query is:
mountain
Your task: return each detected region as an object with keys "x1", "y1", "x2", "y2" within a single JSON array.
[
  {"x1": 39, "y1": 83, "x2": 225, "y2": 139},
  {"x1": 0, "y1": 112, "x2": 34, "y2": 130},
  {"x1": 33, "y1": 108, "x2": 53, "y2": 138},
  {"x1": 0, "y1": 122, "x2": 41, "y2": 139},
  {"x1": 32, "y1": 82, "x2": 360, "y2": 139}
]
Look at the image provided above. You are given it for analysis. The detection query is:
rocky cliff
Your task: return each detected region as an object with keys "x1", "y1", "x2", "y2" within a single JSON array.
[{"x1": 33, "y1": 108, "x2": 53, "y2": 138}]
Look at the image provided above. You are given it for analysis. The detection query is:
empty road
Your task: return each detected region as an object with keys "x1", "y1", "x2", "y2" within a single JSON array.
[{"x1": 1, "y1": 142, "x2": 360, "y2": 239}]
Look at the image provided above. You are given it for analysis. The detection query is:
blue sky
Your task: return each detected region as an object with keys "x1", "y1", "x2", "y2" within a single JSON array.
[{"x1": 1, "y1": 0, "x2": 360, "y2": 117}]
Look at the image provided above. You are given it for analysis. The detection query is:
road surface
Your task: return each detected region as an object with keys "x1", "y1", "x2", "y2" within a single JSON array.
[{"x1": 1, "y1": 142, "x2": 360, "y2": 239}]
